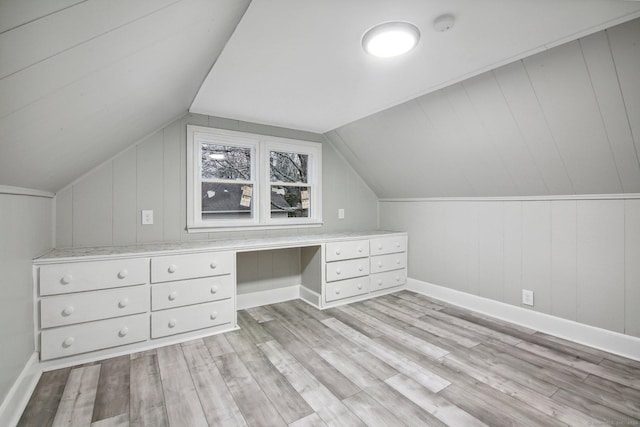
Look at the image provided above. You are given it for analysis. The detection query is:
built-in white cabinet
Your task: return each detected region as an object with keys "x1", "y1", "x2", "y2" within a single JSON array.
[{"x1": 34, "y1": 231, "x2": 407, "y2": 364}]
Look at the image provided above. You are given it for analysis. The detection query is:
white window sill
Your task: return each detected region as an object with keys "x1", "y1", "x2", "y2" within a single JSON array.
[{"x1": 187, "y1": 222, "x2": 324, "y2": 233}]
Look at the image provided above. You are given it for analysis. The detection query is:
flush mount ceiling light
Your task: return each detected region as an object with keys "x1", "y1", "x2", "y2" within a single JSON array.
[{"x1": 362, "y1": 21, "x2": 421, "y2": 58}]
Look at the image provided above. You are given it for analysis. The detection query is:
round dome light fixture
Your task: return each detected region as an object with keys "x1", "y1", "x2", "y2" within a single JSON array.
[{"x1": 362, "y1": 21, "x2": 421, "y2": 58}]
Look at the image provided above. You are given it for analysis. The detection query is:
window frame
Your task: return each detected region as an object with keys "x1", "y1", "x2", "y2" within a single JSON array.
[{"x1": 187, "y1": 125, "x2": 322, "y2": 232}]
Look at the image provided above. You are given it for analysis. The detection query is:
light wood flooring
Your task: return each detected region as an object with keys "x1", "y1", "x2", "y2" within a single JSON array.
[{"x1": 18, "y1": 291, "x2": 640, "y2": 426}]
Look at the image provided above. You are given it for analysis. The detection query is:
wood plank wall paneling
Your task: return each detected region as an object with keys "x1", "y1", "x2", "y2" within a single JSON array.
[
  {"x1": 379, "y1": 198, "x2": 640, "y2": 339},
  {"x1": 329, "y1": 18, "x2": 640, "y2": 199}
]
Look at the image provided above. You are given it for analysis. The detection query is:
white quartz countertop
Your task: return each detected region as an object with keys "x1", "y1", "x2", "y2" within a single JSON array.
[{"x1": 34, "y1": 230, "x2": 407, "y2": 263}]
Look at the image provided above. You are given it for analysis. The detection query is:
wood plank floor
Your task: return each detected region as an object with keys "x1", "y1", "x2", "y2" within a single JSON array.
[{"x1": 18, "y1": 291, "x2": 640, "y2": 427}]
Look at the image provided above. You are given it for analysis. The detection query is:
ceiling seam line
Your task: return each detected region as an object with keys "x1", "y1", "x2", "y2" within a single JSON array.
[
  {"x1": 0, "y1": 0, "x2": 90, "y2": 36},
  {"x1": 521, "y1": 59, "x2": 576, "y2": 194},
  {"x1": 577, "y1": 38, "x2": 624, "y2": 192}
]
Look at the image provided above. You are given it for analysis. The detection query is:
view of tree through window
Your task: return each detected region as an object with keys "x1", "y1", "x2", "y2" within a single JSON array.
[
  {"x1": 270, "y1": 151, "x2": 309, "y2": 218},
  {"x1": 201, "y1": 143, "x2": 251, "y2": 180}
]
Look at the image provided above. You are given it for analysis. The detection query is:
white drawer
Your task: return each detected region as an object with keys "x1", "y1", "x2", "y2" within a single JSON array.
[
  {"x1": 325, "y1": 277, "x2": 368, "y2": 303},
  {"x1": 325, "y1": 240, "x2": 369, "y2": 262},
  {"x1": 370, "y1": 270, "x2": 407, "y2": 291},
  {"x1": 326, "y1": 258, "x2": 369, "y2": 283},
  {"x1": 40, "y1": 314, "x2": 148, "y2": 360},
  {"x1": 40, "y1": 285, "x2": 148, "y2": 328},
  {"x1": 151, "y1": 275, "x2": 234, "y2": 311},
  {"x1": 151, "y1": 299, "x2": 234, "y2": 338},
  {"x1": 151, "y1": 251, "x2": 234, "y2": 283},
  {"x1": 370, "y1": 235, "x2": 407, "y2": 256},
  {"x1": 370, "y1": 252, "x2": 407, "y2": 274},
  {"x1": 39, "y1": 258, "x2": 149, "y2": 296}
]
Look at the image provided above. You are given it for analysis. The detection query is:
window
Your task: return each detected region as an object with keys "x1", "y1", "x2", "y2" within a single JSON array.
[{"x1": 187, "y1": 126, "x2": 322, "y2": 231}]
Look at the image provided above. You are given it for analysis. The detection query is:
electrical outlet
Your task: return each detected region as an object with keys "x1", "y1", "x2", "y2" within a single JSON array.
[
  {"x1": 522, "y1": 289, "x2": 534, "y2": 306},
  {"x1": 141, "y1": 210, "x2": 154, "y2": 225},
  {"x1": 338, "y1": 208, "x2": 345, "y2": 219}
]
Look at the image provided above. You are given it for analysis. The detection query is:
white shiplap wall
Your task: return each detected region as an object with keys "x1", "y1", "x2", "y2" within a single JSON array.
[
  {"x1": 55, "y1": 113, "x2": 379, "y2": 293},
  {"x1": 327, "y1": 18, "x2": 640, "y2": 198},
  {"x1": 380, "y1": 198, "x2": 640, "y2": 338}
]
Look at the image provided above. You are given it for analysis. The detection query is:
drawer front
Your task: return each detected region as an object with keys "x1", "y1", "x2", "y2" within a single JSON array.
[
  {"x1": 370, "y1": 270, "x2": 407, "y2": 291},
  {"x1": 151, "y1": 275, "x2": 234, "y2": 311},
  {"x1": 40, "y1": 314, "x2": 148, "y2": 360},
  {"x1": 325, "y1": 277, "x2": 368, "y2": 303},
  {"x1": 39, "y1": 258, "x2": 149, "y2": 296},
  {"x1": 40, "y1": 285, "x2": 148, "y2": 328},
  {"x1": 325, "y1": 258, "x2": 369, "y2": 283},
  {"x1": 370, "y1": 235, "x2": 407, "y2": 256},
  {"x1": 151, "y1": 251, "x2": 235, "y2": 283},
  {"x1": 151, "y1": 300, "x2": 234, "y2": 338},
  {"x1": 325, "y1": 240, "x2": 369, "y2": 262},
  {"x1": 370, "y1": 252, "x2": 407, "y2": 274}
]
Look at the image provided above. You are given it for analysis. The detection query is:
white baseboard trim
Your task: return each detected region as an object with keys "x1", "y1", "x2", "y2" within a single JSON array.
[
  {"x1": 407, "y1": 278, "x2": 640, "y2": 361},
  {"x1": 299, "y1": 286, "x2": 321, "y2": 308},
  {"x1": 0, "y1": 353, "x2": 41, "y2": 427},
  {"x1": 237, "y1": 285, "x2": 301, "y2": 310}
]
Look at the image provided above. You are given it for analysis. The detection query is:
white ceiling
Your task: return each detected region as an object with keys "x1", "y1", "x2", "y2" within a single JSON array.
[
  {"x1": 190, "y1": 0, "x2": 640, "y2": 133},
  {"x1": 0, "y1": 0, "x2": 250, "y2": 192}
]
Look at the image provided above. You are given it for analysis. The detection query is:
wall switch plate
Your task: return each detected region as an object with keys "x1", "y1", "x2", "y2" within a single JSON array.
[
  {"x1": 338, "y1": 208, "x2": 345, "y2": 219},
  {"x1": 141, "y1": 210, "x2": 154, "y2": 225},
  {"x1": 522, "y1": 289, "x2": 534, "y2": 306}
]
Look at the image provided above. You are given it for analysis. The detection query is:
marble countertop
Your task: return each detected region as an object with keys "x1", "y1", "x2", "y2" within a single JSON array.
[{"x1": 34, "y1": 230, "x2": 407, "y2": 263}]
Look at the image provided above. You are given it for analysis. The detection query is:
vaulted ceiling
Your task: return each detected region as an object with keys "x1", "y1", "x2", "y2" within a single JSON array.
[{"x1": 1, "y1": 0, "x2": 639, "y2": 196}]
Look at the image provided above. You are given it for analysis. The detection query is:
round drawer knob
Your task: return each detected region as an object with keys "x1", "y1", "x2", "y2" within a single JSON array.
[
  {"x1": 336, "y1": 269, "x2": 341, "y2": 275},
  {"x1": 378, "y1": 280, "x2": 383, "y2": 286},
  {"x1": 210, "y1": 262, "x2": 217, "y2": 269},
  {"x1": 168, "y1": 319, "x2": 177, "y2": 328},
  {"x1": 335, "y1": 288, "x2": 341, "y2": 295},
  {"x1": 62, "y1": 306, "x2": 74, "y2": 316},
  {"x1": 378, "y1": 244, "x2": 383, "y2": 250},
  {"x1": 168, "y1": 291, "x2": 177, "y2": 301},
  {"x1": 396, "y1": 276, "x2": 401, "y2": 282},
  {"x1": 168, "y1": 265, "x2": 177, "y2": 274},
  {"x1": 118, "y1": 326, "x2": 129, "y2": 337},
  {"x1": 62, "y1": 337, "x2": 74, "y2": 348},
  {"x1": 357, "y1": 284, "x2": 363, "y2": 290},
  {"x1": 210, "y1": 285, "x2": 218, "y2": 294},
  {"x1": 396, "y1": 259, "x2": 401, "y2": 265},
  {"x1": 358, "y1": 265, "x2": 363, "y2": 271},
  {"x1": 378, "y1": 262, "x2": 383, "y2": 268},
  {"x1": 335, "y1": 249, "x2": 341, "y2": 255},
  {"x1": 357, "y1": 247, "x2": 363, "y2": 253},
  {"x1": 118, "y1": 298, "x2": 129, "y2": 308},
  {"x1": 61, "y1": 274, "x2": 73, "y2": 285},
  {"x1": 210, "y1": 312, "x2": 218, "y2": 320},
  {"x1": 117, "y1": 269, "x2": 128, "y2": 279},
  {"x1": 396, "y1": 242, "x2": 401, "y2": 247}
]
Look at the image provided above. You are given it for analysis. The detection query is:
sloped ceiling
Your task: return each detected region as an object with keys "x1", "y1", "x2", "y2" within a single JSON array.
[
  {"x1": 0, "y1": 0, "x2": 250, "y2": 193},
  {"x1": 326, "y1": 18, "x2": 640, "y2": 198},
  {"x1": 191, "y1": 0, "x2": 640, "y2": 133}
]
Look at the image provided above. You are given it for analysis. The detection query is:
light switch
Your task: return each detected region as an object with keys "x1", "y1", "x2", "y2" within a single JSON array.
[
  {"x1": 338, "y1": 208, "x2": 345, "y2": 219},
  {"x1": 141, "y1": 210, "x2": 154, "y2": 225}
]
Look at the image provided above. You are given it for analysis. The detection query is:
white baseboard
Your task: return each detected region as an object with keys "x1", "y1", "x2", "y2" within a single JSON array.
[
  {"x1": 237, "y1": 285, "x2": 301, "y2": 310},
  {"x1": 299, "y1": 286, "x2": 321, "y2": 308},
  {"x1": 0, "y1": 353, "x2": 41, "y2": 427},
  {"x1": 407, "y1": 278, "x2": 640, "y2": 361}
]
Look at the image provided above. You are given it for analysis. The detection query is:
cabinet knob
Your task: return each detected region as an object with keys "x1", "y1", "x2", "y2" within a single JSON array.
[
  {"x1": 335, "y1": 248, "x2": 341, "y2": 255},
  {"x1": 335, "y1": 288, "x2": 341, "y2": 295},
  {"x1": 62, "y1": 337, "x2": 74, "y2": 348},
  {"x1": 396, "y1": 259, "x2": 401, "y2": 265},
  {"x1": 168, "y1": 291, "x2": 177, "y2": 301},
  {"x1": 210, "y1": 312, "x2": 218, "y2": 320},
  {"x1": 210, "y1": 262, "x2": 217, "y2": 269},
  {"x1": 61, "y1": 274, "x2": 73, "y2": 285},
  {"x1": 118, "y1": 298, "x2": 129, "y2": 308},
  {"x1": 168, "y1": 319, "x2": 177, "y2": 328},
  {"x1": 357, "y1": 247, "x2": 363, "y2": 253},
  {"x1": 378, "y1": 280, "x2": 383, "y2": 286},
  {"x1": 62, "y1": 306, "x2": 74, "y2": 316},
  {"x1": 396, "y1": 242, "x2": 401, "y2": 247},
  {"x1": 378, "y1": 244, "x2": 383, "y2": 250},
  {"x1": 117, "y1": 269, "x2": 128, "y2": 279},
  {"x1": 336, "y1": 269, "x2": 341, "y2": 275},
  {"x1": 118, "y1": 326, "x2": 129, "y2": 337},
  {"x1": 358, "y1": 265, "x2": 363, "y2": 272},
  {"x1": 357, "y1": 284, "x2": 363, "y2": 290},
  {"x1": 396, "y1": 276, "x2": 401, "y2": 282},
  {"x1": 378, "y1": 262, "x2": 383, "y2": 268},
  {"x1": 210, "y1": 285, "x2": 218, "y2": 294},
  {"x1": 168, "y1": 265, "x2": 177, "y2": 274}
]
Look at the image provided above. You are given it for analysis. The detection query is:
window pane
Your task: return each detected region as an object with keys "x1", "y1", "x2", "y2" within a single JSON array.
[
  {"x1": 270, "y1": 151, "x2": 308, "y2": 183},
  {"x1": 201, "y1": 143, "x2": 251, "y2": 180},
  {"x1": 202, "y1": 182, "x2": 253, "y2": 220},
  {"x1": 270, "y1": 186, "x2": 310, "y2": 218}
]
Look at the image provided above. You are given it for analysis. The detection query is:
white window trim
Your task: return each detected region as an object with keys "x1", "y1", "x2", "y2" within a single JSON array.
[{"x1": 187, "y1": 125, "x2": 323, "y2": 232}]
